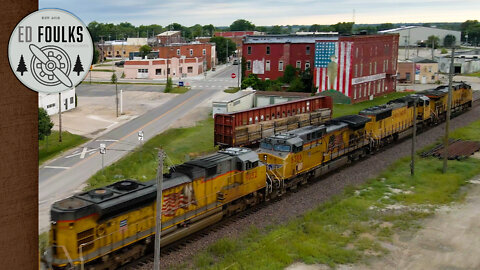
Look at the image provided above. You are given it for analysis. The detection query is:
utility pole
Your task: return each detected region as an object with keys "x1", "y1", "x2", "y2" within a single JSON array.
[
  {"x1": 431, "y1": 38, "x2": 435, "y2": 61},
  {"x1": 153, "y1": 150, "x2": 164, "y2": 270},
  {"x1": 58, "y1": 92, "x2": 62, "y2": 142},
  {"x1": 226, "y1": 39, "x2": 228, "y2": 64},
  {"x1": 411, "y1": 98, "x2": 417, "y2": 176},
  {"x1": 406, "y1": 29, "x2": 410, "y2": 60},
  {"x1": 115, "y1": 79, "x2": 119, "y2": 117},
  {"x1": 443, "y1": 47, "x2": 455, "y2": 173}
]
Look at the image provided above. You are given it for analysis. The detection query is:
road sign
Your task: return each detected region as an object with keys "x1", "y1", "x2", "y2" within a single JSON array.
[
  {"x1": 178, "y1": 81, "x2": 184, "y2": 87},
  {"x1": 231, "y1": 73, "x2": 236, "y2": 79},
  {"x1": 100, "y1": 143, "x2": 106, "y2": 154},
  {"x1": 138, "y1": 130, "x2": 144, "y2": 141}
]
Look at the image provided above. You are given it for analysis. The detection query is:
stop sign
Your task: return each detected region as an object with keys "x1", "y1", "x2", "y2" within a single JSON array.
[{"x1": 231, "y1": 73, "x2": 236, "y2": 79}]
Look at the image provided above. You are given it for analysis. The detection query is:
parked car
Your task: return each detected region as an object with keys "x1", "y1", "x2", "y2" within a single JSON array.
[
  {"x1": 233, "y1": 59, "x2": 239, "y2": 65},
  {"x1": 115, "y1": 60, "x2": 125, "y2": 67}
]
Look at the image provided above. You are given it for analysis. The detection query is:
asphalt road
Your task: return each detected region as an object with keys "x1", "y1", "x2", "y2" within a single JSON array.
[{"x1": 39, "y1": 64, "x2": 238, "y2": 231}]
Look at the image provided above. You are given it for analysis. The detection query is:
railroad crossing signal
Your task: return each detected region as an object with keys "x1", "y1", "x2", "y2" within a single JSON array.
[
  {"x1": 99, "y1": 143, "x2": 106, "y2": 154},
  {"x1": 231, "y1": 73, "x2": 236, "y2": 79},
  {"x1": 138, "y1": 130, "x2": 144, "y2": 141}
]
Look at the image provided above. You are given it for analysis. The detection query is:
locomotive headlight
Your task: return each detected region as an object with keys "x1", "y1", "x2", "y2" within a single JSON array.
[{"x1": 263, "y1": 155, "x2": 267, "y2": 161}]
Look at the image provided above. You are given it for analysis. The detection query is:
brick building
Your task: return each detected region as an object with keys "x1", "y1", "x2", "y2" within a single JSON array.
[
  {"x1": 156, "y1": 30, "x2": 184, "y2": 45},
  {"x1": 98, "y1": 38, "x2": 148, "y2": 59},
  {"x1": 124, "y1": 57, "x2": 204, "y2": 79},
  {"x1": 314, "y1": 34, "x2": 399, "y2": 103},
  {"x1": 215, "y1": 31, "x2": 265, "y2": 53},
  {"x1": 243, "y1": 35, "x2": 337, "y2": 80},
  {"x1": 155, "y1": 42, "x2": 216, "y2": 70}
]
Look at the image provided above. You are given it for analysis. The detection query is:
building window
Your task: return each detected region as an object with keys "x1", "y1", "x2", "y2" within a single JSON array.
[
  {"x1": 266, "y1": 60, "x2": 270, "y2": 71},
  {"x1": 123, "y1": 50, "x2": 126, "y2": 55},
  {"x1": 359, "y1": 86, "x2": 362, "y2": 98},
  {"x1": 70, "y1": 97, "x2": 74, "y2": 104},
  {"x1": 167, "y1": 68, "x2": 170, "y2": 75},
  {"x1": 353, "y1": 86, "x2": 357, "y2": 99},
  {"x1": 266, "y1": 46, "x2": 270, "y2": 55},
  {"x1": 374, "y1": 62, "x2": 377, "y2": 74},
  {"x1": 355, "y1": 47, "x2": 359, "y2": 58},
  {"x1": 360, "y1": 63, "x2": 363, "y2": 76},
  {"x1": 369, "y1": 62, "x2": 372, "y2": 75},
  {"x1": 406, "y1": 72, "x2": 411, "y2": 81},
  {"x1": 377, "y1": 81, "x2": 381, "y2": 93},
  {"x1": 47, "y1": 103, "x2": 55, "y2": 108},
  {"x1": 305, "y1": 61, "x2": 310, "y2": 69},
  {"x1": 187, "y1": 67, "x2": 193, "y2": 73},
  {"x1": 247, "y1": 60, "x2": 251, "y2": 70},
  {"x1": 190, "y1": 49, "x2": 193, "y2": 56},
  {"x1": 279, "y1": 61, "x2": 284, "y2": 71},
  {"x1": 138, "y1": 69, "x2": 148, "y2": 73},
  {"x1": 156, "y1": 68, "x2": 162, "y2": 75},
  {"x1": 177, "y1": 49, "x2": 180, "y2": 55},
  {"x1": 202, "y1": 49, "x2": 206, "y2": 55},
  {"x1": 296, "y1": 61, "x2": 301, "y2": 69},
  {"x1": 306, "y1": 46, "x2": 310, "y2": 55},
  {"x1": 247, "y1": 46, "x2": 252, "y2": 55},
  {"x1": 116, "y1": 51, "x2": 119, "y2": 55},
  {"x1": 355, "y1": 64, "x2": 358, "y2": 77}
]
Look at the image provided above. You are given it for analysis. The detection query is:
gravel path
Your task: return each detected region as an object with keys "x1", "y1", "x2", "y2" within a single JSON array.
[{"x1": 140, "y1": 101, "x2": 480, "y2": 270}]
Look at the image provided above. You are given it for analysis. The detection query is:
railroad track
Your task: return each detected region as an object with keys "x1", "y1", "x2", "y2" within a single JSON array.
[{"x1": 118, "y1": 90, "x2": 480, "y2": 270}]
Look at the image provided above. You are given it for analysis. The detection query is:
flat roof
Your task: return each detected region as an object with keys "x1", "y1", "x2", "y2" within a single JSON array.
[{"x1": 244, "y1": 34, "x2": 338, "y2": 44}]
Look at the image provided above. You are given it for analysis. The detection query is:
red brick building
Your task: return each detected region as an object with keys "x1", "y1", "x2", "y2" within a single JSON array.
[
  {"x1": 154, "y1": 43, "x2": 216, "y2": 70},
  {"x1": 156, "y1": 30, "x2": 184, "y2": 45},
  {"x1": 314, "y1": 34, "x2": 399, "y2": 103},
  {"x1": 243, "y1": 35, "x2": 336, "y2": 80},
  {"x1": 215, "y1": 31, "x2": 265, "y2": 53}
]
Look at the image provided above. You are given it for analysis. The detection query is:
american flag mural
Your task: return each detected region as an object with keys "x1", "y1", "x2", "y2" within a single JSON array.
[
  {"x1": 162, "y1": 183, "x2": 197, "y2": 217},
  {"x1": 314, "y1": 41, "x2": 352, "y2": 97}
]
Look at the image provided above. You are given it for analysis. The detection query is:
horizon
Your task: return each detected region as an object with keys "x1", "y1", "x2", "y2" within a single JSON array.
[{"x1": 39, "y1": 0, "x2": 479, "y2": 27}]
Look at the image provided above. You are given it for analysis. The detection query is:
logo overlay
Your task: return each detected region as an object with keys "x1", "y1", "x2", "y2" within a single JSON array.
[{"x1": 8, "y1": 9, "x2": 93, "y2": 93}]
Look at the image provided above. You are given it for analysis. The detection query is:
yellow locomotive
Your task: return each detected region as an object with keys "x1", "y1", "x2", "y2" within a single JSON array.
[
  {"x1": 46, "y1": 82, "x2": 473, "y2": 270},
  {"x1": 47, "y1": 148, "x2": 266, "y2": 269}
]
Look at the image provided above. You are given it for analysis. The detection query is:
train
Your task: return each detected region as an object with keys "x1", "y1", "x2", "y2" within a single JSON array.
[{"x1": 44, "y1": 82, "x2": 473, "y2": 270}]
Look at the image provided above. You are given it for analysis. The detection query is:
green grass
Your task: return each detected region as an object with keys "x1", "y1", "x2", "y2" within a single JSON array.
[
  {"x1": 190, "y1": 119, "x2": 480, "y2": 270},
  {"x1": 450, "y1": 119, "x2": 480, "y2": 140},
  {"x1": 39, "y1": 131, "x2": 88, "y2": 165},
  {"x1": 91, "y1": 69, "x2": 116, "y2": 72},
  {"x1": 168, "y1": 86, "x2": 190, "y2": 94},
  {"x1": 224, "y1": 87, "x2": 240, "y2": 94},
  {"x1": 39, "y1": 232, "x2": 48, "y2": 255},
  {"x1": 86, "y1": 117, "x2": 216, "y2": 190},
  {"x1": 466, "y1": 72, "x2": 480, "y2": 77},
  {"x1": 333, "y1": 92, "x2": 411, "y2": 118}
]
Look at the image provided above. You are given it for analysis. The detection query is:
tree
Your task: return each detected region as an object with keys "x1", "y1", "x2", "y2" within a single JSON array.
[
  {"x1": 377, "y1": 23, "x2": 394, "y2": 31},
  {"x1": 139, "y1": 45, "x2": 152, "y2": 58},
  {"x1": 288, "y1": 77, "x2": 305, "y2": 92},
  {"x1": 202, "y1": 24, "x2": 215, "y2": 37},
  {"x1": 38, "y1": 108, "x2": 53, "y2": 140},
  {"x1": 229, "y1": 19, "x2": 255, "y2": 31},
  {"x1": 210, "y1": 36, "x2": 236, "y2": 63},
  {"x1": 443, "y1": 34, "x2": 456, "y2": 48},
  {"x1": 73, "y1": 55, "x2": 84, "y2": 76},
  {"x1": 16, "y1": 55, "x2": 27, "y2": 76},
  {"x1": 331, "y1": 22, "x2": 354, "y2": 34},
  {"x1": 241, "y1": 74, "x2": 262, "y2": 89},
  {"x1": 191, "y1": 24, "x2": 203, "y2": 38},
  {"x1": 309, "y1": 24, "x2": 332, "y2": 32},
  {"x1": 268, "y1": 25, "x2": 284, "y2": 34},
  {"x1": 111, "y1": 73, "x2": 117, "y2": 84},
  {"x1": 282, "y1": 65, "x2": 296, "y2": 84},
  {"x1": 460, "y1": 20, "x2": 480, "y2": 45},
  {"x1": 426, "y1": 35, "x2": 440, "y2": 49},
  {"x1": 92, "y1": 48, "x2": 99, "y2": 64},
  {"x1": 164, "y1": 77, "x2": 173, "y2": 93}
]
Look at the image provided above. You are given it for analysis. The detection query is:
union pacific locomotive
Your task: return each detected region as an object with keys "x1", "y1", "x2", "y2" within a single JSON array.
[{"x1": 45, "y1": 82, "x2": 473, "y2": 270}]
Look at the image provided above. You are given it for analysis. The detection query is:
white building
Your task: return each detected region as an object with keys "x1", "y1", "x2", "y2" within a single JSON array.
[
  {"x1": 39, "y1": 88, "x2": 76, "y2": 115},
  {"x1": 212, "y1": 90, "x2": 256, "y2": 116},
  {"x1": 379, "y1": 26, "x2": 461, "y2": 47}
]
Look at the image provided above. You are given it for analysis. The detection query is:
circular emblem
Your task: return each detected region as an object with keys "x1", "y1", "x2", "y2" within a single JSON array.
[{"x1": 8, "y1": 9, "x2": 93, "y2": 93}]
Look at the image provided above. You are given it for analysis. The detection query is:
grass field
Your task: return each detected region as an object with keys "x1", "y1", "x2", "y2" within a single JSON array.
[
  {"x1": 168, "y1": 86, "x2": 190, "y2": 94},
  {"x1": 39, "y1": 131, "x2": 88, "y2": 165},
  {"x1": 86, "y1": 117, "x2": 216, "y2": 190},
  {"x1": 333, "y1": 92, "x2": 411, "y2": 118},
  {"x1": 466, "y1": 72, "x2": 480, "y2": 77},
  {"x1": 224, "y1": 87, "x2": 240, "y2": 94},
  {"x1": 190, "y1": 119, "x2": 480, "y2": 270}
]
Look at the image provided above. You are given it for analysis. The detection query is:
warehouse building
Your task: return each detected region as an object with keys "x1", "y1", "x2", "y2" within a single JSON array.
[
  {"x1": 39, "y1": 88, "x2": 76, "y2": 115},
  {"x1": 313, "y1": 34, "x2": 399, "y2": 103},
  {"x1": 378, "y1": 26, "x2": 461, "y2": 47},
  {"x1": 124, "y1": 57, "x2": 204, "y2": 79}
]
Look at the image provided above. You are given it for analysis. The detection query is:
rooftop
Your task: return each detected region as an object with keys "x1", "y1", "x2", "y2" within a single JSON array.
[
  {"x1": 378, "y1": 25, "x2": 460, "y2": 34},
  {"x1": 244, "y1": 34, "x2": 338, "y2": 44},
  {"x1": 157, "y1": 30, "x2": 181, "y2": 36}
]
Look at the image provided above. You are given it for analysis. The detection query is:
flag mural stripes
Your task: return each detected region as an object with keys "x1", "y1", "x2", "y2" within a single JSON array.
[{"x1": 314, "y1": 40, "x2": 354, "y2": 96}]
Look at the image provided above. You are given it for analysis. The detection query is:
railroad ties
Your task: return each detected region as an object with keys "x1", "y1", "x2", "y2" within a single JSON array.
[{"x1": 421, "y1": 139, "x2": 480, "y2": 160}]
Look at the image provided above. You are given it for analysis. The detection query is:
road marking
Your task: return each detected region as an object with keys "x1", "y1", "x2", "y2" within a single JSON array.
[
  {"x1": 79, "y1": 147, "x2": 88, "y2": 159},
  {"x1": 71, "y1": 150, "x2": 80, "y2": 155},
  {"x1": 106, "y1": 122, "x2": 118, "y2": 129},
  {"x1": 96, "y1": 139, "x2": 119, "y2": 142},
  {"x1": 65, "y1": 148, "x2": 98, "y2": 159},
  {"x1": 42, "y1": 91, "x2": 204, "y2": 184},
  {"x1": 44, "y1": 166, "x2": 70, "y2": 170}
]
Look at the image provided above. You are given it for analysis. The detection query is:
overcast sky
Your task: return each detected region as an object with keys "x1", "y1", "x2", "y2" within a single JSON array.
[{"x1": 39, "y1": 0, "x2": 479, "y2": 27}]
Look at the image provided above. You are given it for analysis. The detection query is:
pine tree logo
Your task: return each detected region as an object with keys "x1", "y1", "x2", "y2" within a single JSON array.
[
  {"x1": 17, "y1": 55, "x2": 27, "y2": 76},
  {"x1": 73, "y1": 55, "x2": 84, "y2": 76}
]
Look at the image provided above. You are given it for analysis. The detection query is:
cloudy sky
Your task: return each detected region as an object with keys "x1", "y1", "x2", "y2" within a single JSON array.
[{"x1": 39, "y1": 0, "x2": 479, "y2": 27}]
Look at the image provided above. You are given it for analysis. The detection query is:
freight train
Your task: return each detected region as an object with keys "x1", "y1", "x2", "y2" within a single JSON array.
[{"x1": 44, "y1": 82, "x2": 473, "y2": 270}]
